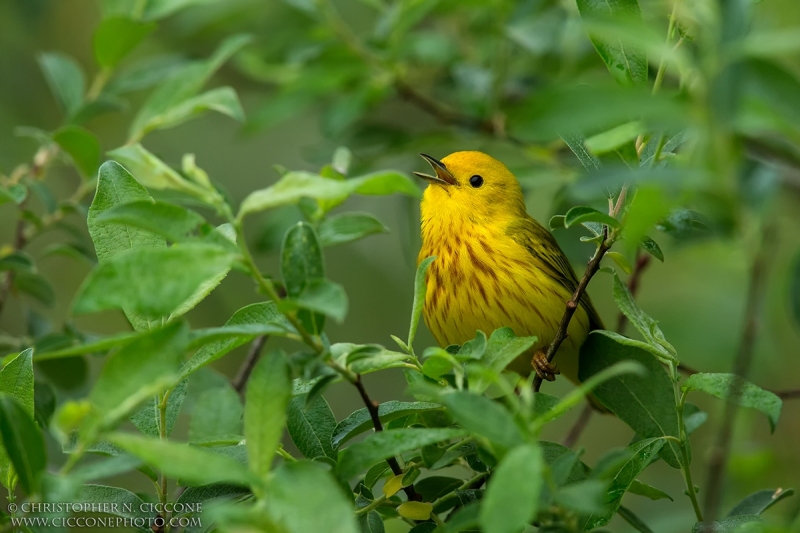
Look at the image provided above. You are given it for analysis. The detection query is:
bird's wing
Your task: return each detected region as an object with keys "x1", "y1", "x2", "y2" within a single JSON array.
[{"x1": 506, "y1": 216, "x2": 605, "y2": 330}]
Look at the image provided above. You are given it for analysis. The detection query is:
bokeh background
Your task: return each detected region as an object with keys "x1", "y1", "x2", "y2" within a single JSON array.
[{"x1": 1, "y1": 0, "x2": 799, "y2": 531}]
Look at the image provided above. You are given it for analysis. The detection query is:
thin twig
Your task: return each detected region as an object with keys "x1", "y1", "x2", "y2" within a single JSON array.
[
  {"x1": 232, "y1": 335, "x2": 268, "y2": 395},
  {"x1": 562, "y1": 403, "x2": 593, "y2": 448},
  {"x1": 0, "y1": 218, "x2": 27, "y2": 319},
  {"x1": 353, "y1": 375, "x2": 421, "y2": 501},
  {"x1": 616, "y1": 251, "x2": 652, "y2": 333},
  {"x1": 394, "y1": 80, "x2": 524, "y2": 146},
  {"x1": 533, "y1": 235, "x2": 614, "y2": 392},
  {"x1": 704, "y1": 224, "x2": 774, "y2": 520}
]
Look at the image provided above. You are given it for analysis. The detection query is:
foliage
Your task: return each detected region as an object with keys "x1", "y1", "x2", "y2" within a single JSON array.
[{"x1": 0, "y1": 0, "x2": 799, "y2": 532}]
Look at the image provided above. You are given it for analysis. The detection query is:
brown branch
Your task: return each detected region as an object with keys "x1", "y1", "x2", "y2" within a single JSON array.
[
  {"x1": 534, "y1": 235, "x2": 614, "y2": 392},
  {"x1": 562, "y1": 403, "x2": 593, "y2": 448},
  {"x1": 704, "y1": 224, "x2": 774, "y2": 520},
  {"x1": 616, "y1": 250, "x2": 651, "y2": 333},
  {"x1": 776, "y1": 389, "x2": 800, "y2": 400},
  {"x1": 353, "y1": 374, "x2": 421, "y2": 501},
  {"x1": 0, "y1": 218, "x2": 27, "y2": 320},
  {"x1": 395, "y1": 81, "x2": 525, "y2": 147},
  {"x1": 232, "y1": 335, "x2": 268, "y2": 395}
]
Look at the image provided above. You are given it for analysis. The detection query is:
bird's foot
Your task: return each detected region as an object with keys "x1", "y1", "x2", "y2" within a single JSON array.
[{"x1": 532, "y1": 351, "x2": 560, "y2": 382}]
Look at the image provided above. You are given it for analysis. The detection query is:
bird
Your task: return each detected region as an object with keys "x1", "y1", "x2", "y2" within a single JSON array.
[{"x1": 414, "y1": 151, "x2": 604, "y2": 385}]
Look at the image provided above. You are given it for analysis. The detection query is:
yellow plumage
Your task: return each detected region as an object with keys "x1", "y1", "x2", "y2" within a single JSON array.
[{"x1": 416, "y1": 151, "x2": 603, "y2": 384}]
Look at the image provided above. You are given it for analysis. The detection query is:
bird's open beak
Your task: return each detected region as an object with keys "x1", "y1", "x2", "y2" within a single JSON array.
[{"x1": 413, "y1": 153, "x2": 457, "y2": 186}]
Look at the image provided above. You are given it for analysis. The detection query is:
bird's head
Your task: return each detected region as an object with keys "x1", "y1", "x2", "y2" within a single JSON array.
[{"x1": 415, "y1": 151, "x2": 526, "y2": 222}]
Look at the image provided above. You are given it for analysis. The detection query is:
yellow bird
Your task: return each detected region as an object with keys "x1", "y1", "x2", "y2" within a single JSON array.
[{"x1": 415, "y1": 151, "x2": 603, "y2": 384}]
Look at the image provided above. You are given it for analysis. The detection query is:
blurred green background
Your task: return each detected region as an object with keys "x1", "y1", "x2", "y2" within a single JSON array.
[{"x1": 1, "y1": 0, "x2": 799, "y2": 531}]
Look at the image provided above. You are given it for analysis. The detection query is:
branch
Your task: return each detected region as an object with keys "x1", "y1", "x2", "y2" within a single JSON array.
[
  {"x1": 394, "y1": 80, "x2": 525, "y2": 146},
  {"x1": 562, "y1": 403, "x2": 593, "y2": 448},
  {"x1": 232, "y1": 335, "x2": 268, "y2": 395},
  {"x1": 616, "y1": 250, "x2": 651, "y2": 333},
  {"x1": 704, "y1": 224, "x2": 774, "y2": 520},
  {"x1": 0, "y1": 218, "x2": 27, "y2": 319},
  {"x1": 353, "y1": 375, "x2": 421, "y2": 501},
  {"x1": 533, "y1": 235, "x2": 614, "y2": 392}
]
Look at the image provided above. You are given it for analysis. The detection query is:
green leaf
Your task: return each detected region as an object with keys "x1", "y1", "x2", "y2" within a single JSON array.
[
  {"x1": 87, "y1": 161, "x2": 166, "y2": 331},
  {"x1": 0, "y1": 349, "x2": 34, "y2": 489},
  {"x1": 77, "y1": 484, "x2": 153, "y2": 521},
  {"x1": 591, "y1": 330, "x2": 670, "y2": 363},
  {"x1": 90, "y1": 322, "x2": 188, "y2": 426},
  {"x1": 238, "y1": 171, "x2": 419, "y2": 219},
  {"x1": 575, "y1": 0, "x2": 647, "y2": 86},
  {"x1": 176, "y1": 483, "x2": 250, "y2": 508},
  {"x1": 282, "y1": 279, "x2": 349, "y2": 323},
  {"x1": 480, "y1": 443, "x2": 543, "y2": 533},
  {"x1": 0, "y1": 349, "x2": 34, "y2": 416},
  {"x1": 549, "y1": 215, "x2": 566, "y2": 230},
  {"x1": 682, "y1": 373, "x2": 782, "y2": 433},
  {"x1": 245, "y1": 350, "x2": 291, "y2": 479},
  {"x1": 611, "y1": 272, "x2": 676, "y2": 361},
  {"x1": 618, "y1": 505, "x2": 656, "y2": 533},
  {"x1": 554, "y1": 479, "x2": 608, "y2": 514},
  {"x1": 130, "y1": 379, "x2": 188, "y2": 437},
  {"x1": 692, "y1": 515, "x2": 763, "y2": 533},
  {"x1": 334, "y1": 343, "x2": 411, "y2": 374},
  {"x1": 358, "y1": 511, "x2": 385, "y2": 533},
  {"x1": 0, "y1": 396, "x2": 46, "y2": 495},
  {"x1": 267, "y1": 461, "x2": 359, "y2": 533},
  {"x1": 607, "y1": 251, "x2": 633, "y2": 274},
  {"x1": 534, "y1": 360, "x2": 645, "y2": 427},
  {"x1": 135, "y1": 0, "x2": 222, "y2": 20},
  {"x1": 96, "y1": 200, "x2": 206, "y2": 242},
  {"x1": 565, "y1": 206, "x2": 619, "y2": 229},
  {"x1": 129, "y1": 34, "x2": 252, "y2": 141},
  {"x1": 34, "y1": 331, "x2": 141, "y2": 361},
  {"x1": 38, "y1": 52, "x2": 85, "y2": 117},
  {"x1": 469, "y1": 328, "x2": 538, "y2": 393},
  {"x1": 579, "y1": 332, "x2": 683, "y2": 468},
  {"x1": 107, "y1": 144, "x2": 214, "y2": 201},
  {"x1": 332, "y1": 401, "x2": 443, "y2": 450},
  {"x1": 181, "y1": 302, "x2": 293, "y2": 377},
  {"x1": 560, "y1": 133, "x2": 602, "y2": 170},
  {"x1": 93, "y1": 16, "x2": 156, "y2": 68},
  {"x1": 73, "y1": 243, "x2": 235, "y2": 318},
  {"x1": 726, "y1": 488, "x2": 794, "y2": 517},
  {"x1": 70, "y1": 455, "x2": 144, "y2": 483},
  {"x1": 189, "y1": 385, "x2": 243, "y2": 443},
  {"x1": 53, "y1": 126, "x2": 101, "y2": 176},
  {"x1": 639, "y1": 236, "x2": 664, "y2": 262},
  {"x1": 316, "y1": 213, "x2": 387, "y2": 247},
  {"x1": 585, "y1": 121, "x2": 644, "y2": 154},
  {"x1": 0, "y1": 252, "x2": 33, "y2": 273},
  {"x1": 280, "y1": 222, "x2": 328, "y2": 330},
  {"x1": 287, "y1": 394, "x2": 337, "y2": 461},
  {"x1": 409, "y1": 256, "x2": 435, "y2": 349},
  {"x1": 627, "y1": 479, "x2": 673, "y2": 501},
  {"x1": 582, "y1": 438, "x2": 666, "y2": 529},
  {"x1": 282, "y1": 222, "x2": 324, "y2": 297},
  {"x1": 108, "y1": 433, "x2": 255, "y2": 487},
  {"x1": 0, "y1": 184, "x2": 27, "y2": 205},
  {"x1": 336, "y1": 428, "x2": 466, "y2": 481},
  {"x1": 134, "y1": 86, "x2": 245, "y2": 140},
  {"x1": 438, "y1": 391, "x2": 524, "y2": 453},
  {"x1": 15, "y1": 272, "x2": 55, "y2": 306},
  {"x1": 657, "y1": 209, "x2": 711, "y2": 239}
]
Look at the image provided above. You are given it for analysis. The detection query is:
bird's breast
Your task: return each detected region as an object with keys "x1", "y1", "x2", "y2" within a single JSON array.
[{"x1": 418, "y1": 222, "x2": 579, "y2": 352}]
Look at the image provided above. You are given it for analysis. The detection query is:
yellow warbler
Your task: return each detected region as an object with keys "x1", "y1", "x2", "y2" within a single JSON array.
[{"x1": 415, "y1": 151, "x2": 603, "y2": 384}]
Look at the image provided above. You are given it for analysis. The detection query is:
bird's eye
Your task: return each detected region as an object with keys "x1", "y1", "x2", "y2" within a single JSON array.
[{"x1": 469, "y1": 175, "x2": 484, "y2": 188}]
